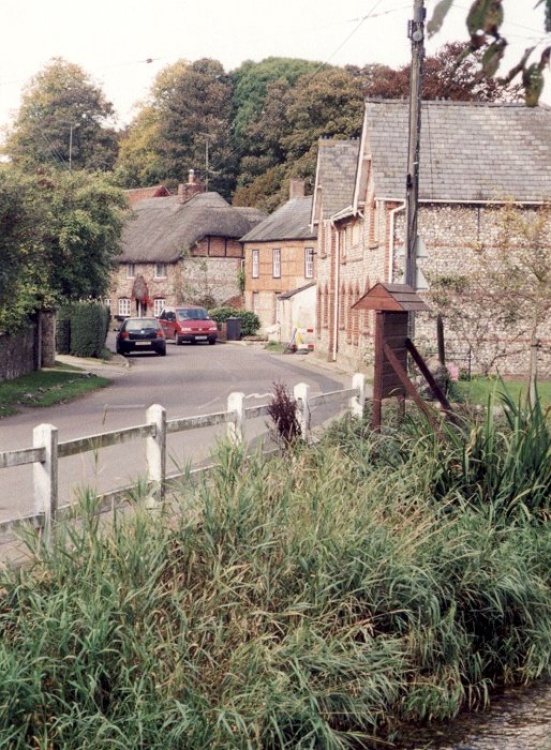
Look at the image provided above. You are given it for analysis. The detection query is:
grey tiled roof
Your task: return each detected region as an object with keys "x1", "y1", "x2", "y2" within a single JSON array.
[
  {"x1": 314, "y1": 139, "x2": 360, "y2": 219},
  {"x1": 240, "y1": 196, "x2": 316, "y2": 242},
  {"x1": 120, "y1": 192, "x2": 266, "y2": 263},
  {"x1": 365, "y1": 99, "x2": 551, "y2": 203}
]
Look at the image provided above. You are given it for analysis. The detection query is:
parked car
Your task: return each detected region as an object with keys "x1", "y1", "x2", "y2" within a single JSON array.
[
  {"x1": 158, "y1": 306, "x2": 218, "y2": 345},
  {"x1": 116, "y1": 317, "x2": 167, "y2": 356}
]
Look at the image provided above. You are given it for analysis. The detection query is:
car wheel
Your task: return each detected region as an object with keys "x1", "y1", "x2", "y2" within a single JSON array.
[
  {"x1": 158, "y1": 348, "x2": 166, "y2": 356},
  {"x1": 209, "y1": 338, "x2": 216, "y2": 345}
]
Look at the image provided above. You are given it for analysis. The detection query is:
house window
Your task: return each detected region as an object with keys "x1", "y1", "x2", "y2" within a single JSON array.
[
  {"x1": 127, "y1": 263, "x2": 136, "y2": 278},
  {"x1": 272, "y1": 248, "x2": 281, "y2": 279},
  {"x1": 153, "y1": 298, "x2": 165, "y2": 317},
  {"x1": 154, "y1": 263, "x2": 167, "y2": 278},
  {"x1": 304, "y1": 247, "x2": 314, "y2": 279},
  {"x1": 118, "y1": 298, "x2": 131, "y2": 317},
  {"x1": 252, "y1": 250, "x2": 259, "y2": 279},
  {"x1": 103, "y1": 298, "x2": 112, "y2": 310}
]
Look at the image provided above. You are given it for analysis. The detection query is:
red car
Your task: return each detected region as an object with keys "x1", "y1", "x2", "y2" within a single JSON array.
[{"x1": 158, "y1": 306, "x2": 218, "y2": 345}]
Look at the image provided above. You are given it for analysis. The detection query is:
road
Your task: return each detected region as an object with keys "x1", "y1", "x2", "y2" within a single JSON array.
[{"x1": 0, "y1": 338, "x2": 353, "y2": 523}]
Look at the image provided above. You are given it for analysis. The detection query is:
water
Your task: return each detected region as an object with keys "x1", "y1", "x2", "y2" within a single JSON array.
[{"x1": 400, "y1": 679, "x2": 551, "y2": 749}]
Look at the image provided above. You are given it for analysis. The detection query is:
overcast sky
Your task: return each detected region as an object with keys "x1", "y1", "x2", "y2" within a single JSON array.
[{"x1": 1, "y1": 0, "x2": 549, "y2": 133}]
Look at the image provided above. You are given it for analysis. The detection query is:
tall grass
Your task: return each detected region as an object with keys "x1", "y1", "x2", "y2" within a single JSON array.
[{"x1": 2, "y1": 397, "x2": 551, "y2": 747}]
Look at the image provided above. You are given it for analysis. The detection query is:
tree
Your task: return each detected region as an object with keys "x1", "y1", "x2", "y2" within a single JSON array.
[
  {"x1": 0, "y1": 166, "x2": 127, "y2": 332},
  {"x1": 428, "y1": 204, "x2": 551, "y2": 390},
  {"x1": 359, "y1": 42, "x2": 522, "y2": 101},
  {"x1": 115, "y1": 58, "x2": 236, "y2": 196},
  {"x1": 2, "y1": 58, "x2": 118, "y2": 171},
  {"x1": 233, "y1": 65, "x2": 365, "y2": 208},
  {"x1": 427, "y1": 0, "x2": 550, "y2": 105}
]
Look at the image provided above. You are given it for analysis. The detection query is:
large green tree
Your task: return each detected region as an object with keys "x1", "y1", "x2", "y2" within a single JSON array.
[
  {"x1": 0, "y1": 167, "x2": 127, "y2": 331},
  {"x1": 115, "y1": 58, "x2": 236, "y2": 195},
  {"x1": 2, "y1": 58, "x2": 118, "y2": 171}
]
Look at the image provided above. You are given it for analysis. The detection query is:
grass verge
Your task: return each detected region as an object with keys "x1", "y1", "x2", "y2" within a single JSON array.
[{"x1": 0, "y1": 366, "x2": 109, "y2": 417}]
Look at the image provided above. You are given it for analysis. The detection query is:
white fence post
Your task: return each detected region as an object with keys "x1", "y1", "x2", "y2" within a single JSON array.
[
  {"x1": 227, "y1": 392, "x2": 245, "y2": 445},
  {"x1": 294, "y1": 382, "x2": 311, "y2": 439},
  {"x1": 146, "y1": 404, "x2": 166, "y2": 503},
  {"x1": 350, "y1": 373, "x2": 366, "y2": 418},
  {"x1": 33, "y1": 423, "x2": 58, "y2": 549}
]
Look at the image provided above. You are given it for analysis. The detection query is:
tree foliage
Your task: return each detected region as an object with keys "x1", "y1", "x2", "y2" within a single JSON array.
[
  {"x1": 116, "y1": 58, "x2": 236, "y2": 195},
  {"x1": 2, "y1": 58, "x2": 118, "y2": 171},
  {"x1": 361, "y1": 42, "x2": 522, "y2": 101},
  {"x1": 428, "y1": 0, "x2": 550, "y2": 106},
  {"x1": 0, "y1": 167, "x2": 127, "y2": 332}
]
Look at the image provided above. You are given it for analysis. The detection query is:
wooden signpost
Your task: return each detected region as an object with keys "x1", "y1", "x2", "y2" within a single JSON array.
[{"x1": 353, "y1": 283, "x2": 454, "y2": 431}]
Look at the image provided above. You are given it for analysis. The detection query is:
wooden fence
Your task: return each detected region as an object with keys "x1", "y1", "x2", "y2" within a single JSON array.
[{"x1": 0, "y1": 375, "x2": 366, "y2": 547}]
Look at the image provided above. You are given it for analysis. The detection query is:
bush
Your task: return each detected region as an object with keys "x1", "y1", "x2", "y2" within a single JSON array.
[
  {"x1": 57, "y1": 301, "x2": 109, "y2": 358},
  {"x1": 209, "y1": 307, "x2": 260, "y2": 337}
]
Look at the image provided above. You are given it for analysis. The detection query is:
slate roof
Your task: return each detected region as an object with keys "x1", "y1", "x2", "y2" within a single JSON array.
[
  {"x1": 312, "y1": 139, "x2": 360, "y2": 220},
  {"x1": 120, "y1": 192, "x2": 267, "y2": 263},
  {"x1": 240, "y1": 196, "x2": 316, "y2": 242},
  {"x1": 365, "y1": 99, "x2": 551, "y2": 203}
]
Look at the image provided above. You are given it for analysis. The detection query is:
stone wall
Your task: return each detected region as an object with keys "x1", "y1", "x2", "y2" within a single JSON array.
[
  {"x1": 0, "y1": 325, "x2": 36, "y2": 382},
  {"x1": 316, "y1": 198, "x2": 551, "y2": 378}
]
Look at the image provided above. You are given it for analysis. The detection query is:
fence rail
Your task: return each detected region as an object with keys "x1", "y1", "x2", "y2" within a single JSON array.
[{"x1": 0, "y1": 375, "x2": 366, "y2": 547}]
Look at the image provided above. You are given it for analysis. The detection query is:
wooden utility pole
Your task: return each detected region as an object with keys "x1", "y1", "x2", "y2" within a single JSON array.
[{"x1": 405, "y1": 0, "x2": 426, "y2": 292}]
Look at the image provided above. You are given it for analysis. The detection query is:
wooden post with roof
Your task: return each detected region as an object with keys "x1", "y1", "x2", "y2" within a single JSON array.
[{"x1": 353, "y1": 283, "x2": 454, "y2": 431}]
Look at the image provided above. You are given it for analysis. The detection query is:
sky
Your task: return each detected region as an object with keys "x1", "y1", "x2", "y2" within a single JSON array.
[{"x1": 1, "y1": 0, "x2": 549, "y2": 134}]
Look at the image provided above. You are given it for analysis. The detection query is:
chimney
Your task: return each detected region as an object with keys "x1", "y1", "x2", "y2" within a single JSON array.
[
  {"x1": 289, "y1": 179, "x2": 305, "y2": 199},
  {"x1": 178, "y1": 168, "x2": 204, "y2": 203}
]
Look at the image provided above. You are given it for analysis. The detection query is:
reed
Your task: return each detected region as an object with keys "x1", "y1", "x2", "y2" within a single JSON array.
[{"x1": 2, "y1": 397, "x2": 551, "y2": 747}]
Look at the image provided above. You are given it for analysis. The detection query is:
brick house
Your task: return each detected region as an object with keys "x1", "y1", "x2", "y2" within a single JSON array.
[
  {"x1": 315, "y1": 100, "x2": 551, "y2": 376},
  {"x1": 110, "y1": 180, "x2": 266, "y2": 319},
  {"x1": 241, "y1": 180, "x2": 318, "y2": 342}
]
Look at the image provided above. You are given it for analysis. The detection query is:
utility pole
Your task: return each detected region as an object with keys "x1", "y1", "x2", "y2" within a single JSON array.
[{"x1": 405, "y1": 0, "x2": 426, "y2": 291}]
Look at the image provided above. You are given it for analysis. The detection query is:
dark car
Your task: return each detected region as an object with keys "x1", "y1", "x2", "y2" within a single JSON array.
[
  {"x1": 116, "y1": 317, "x2": 167, "y2": 356},
  {"x1": 158, "y1": 306, "x2": 218, "y2": 345}
]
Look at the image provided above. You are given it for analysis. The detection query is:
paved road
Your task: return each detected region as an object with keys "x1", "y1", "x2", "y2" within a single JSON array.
[{"x1": 0, "y1": 339, "x2": 355, "y2": 523}]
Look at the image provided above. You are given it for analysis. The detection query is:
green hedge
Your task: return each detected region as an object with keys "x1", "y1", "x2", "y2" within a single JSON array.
[
  {"x1": 56, "y1": 302, "x2": 109, "y2": 358},
  {"x1": 209, "y1": 307, "x2": 260, "y2": 337}
]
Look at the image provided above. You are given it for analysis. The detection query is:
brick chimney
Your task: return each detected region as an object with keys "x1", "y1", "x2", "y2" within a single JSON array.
[
  {"x1": 178, "y1": 168, "x2": 204, "y2": 203},
  {"x1": 289, "y1": 179, "x2": 305, "y2": 199}
]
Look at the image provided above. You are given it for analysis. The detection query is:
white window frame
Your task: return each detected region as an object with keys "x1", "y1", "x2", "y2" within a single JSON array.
[
  {"x1": 118, "y1": 298, "x2": 131, "y2": 317},
  {"x1": 127, "y1": 263, "x2": 136, "y2": 278},
  {"x1": 154, "y1": 262, "x2": 167, "y2": 278},
  {"x1": 304, "y1": 247, "x2": 314, "y2": 279},
  {"x1": 252, "y1": 250, "x2": 259, "y2": 279},
  {"x1": 153, "y1": 298, "x2": 165, "y2": 317},
  {"x1": 272, "y1": 248, "x2": 281, "y2": 279}
]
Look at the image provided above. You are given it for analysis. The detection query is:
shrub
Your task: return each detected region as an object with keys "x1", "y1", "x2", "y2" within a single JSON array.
[
  {"x1": 209, "y1": 307, "x2": 260, "y2": 337},
  {"x1": 57, "y1": 301, "x2": 109, "y2": 358}
]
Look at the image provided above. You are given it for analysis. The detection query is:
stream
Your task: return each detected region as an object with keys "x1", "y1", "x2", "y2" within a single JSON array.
[{"x1": 398, "y1": 679, "x2": 551, "y2": 749}]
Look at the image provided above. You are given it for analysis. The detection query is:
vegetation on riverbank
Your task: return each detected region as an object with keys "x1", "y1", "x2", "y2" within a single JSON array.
[{"x1": 2, "y1": 388, "x2": 551, "y2": 747}]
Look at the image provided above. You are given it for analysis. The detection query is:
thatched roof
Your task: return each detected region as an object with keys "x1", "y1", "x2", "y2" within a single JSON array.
[{"x1": 120, "y1": 192, "x2": 267, "y2": 263}]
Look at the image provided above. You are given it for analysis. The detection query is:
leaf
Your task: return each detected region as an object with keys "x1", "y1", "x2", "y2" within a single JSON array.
[
  {"x1": 481, "y1": 39, "x2": 507, "y2": 77},
  {"x1": 535, "y1": 0, "x2": 551, "y2": 33},
  {"x1": 427, "y1": 0, "x2": 455, "y2": 38}
]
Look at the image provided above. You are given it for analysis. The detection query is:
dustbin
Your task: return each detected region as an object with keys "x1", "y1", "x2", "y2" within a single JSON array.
[{"x1": 226, "y1": 317, "x2": 242, "y2": 341}]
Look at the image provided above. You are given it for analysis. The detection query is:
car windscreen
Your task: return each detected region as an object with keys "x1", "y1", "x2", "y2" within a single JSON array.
[
  {"x1": 177, "y1": 309, "x2": 209, "y2": 320},
  {"x1": 125, "y1": 319, "x2": 158, "y2": 331}
]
